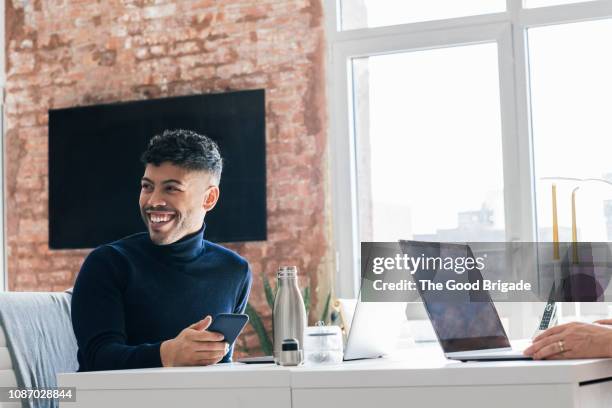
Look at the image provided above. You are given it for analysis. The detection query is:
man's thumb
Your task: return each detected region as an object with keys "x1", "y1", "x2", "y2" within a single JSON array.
[{"x1": 190, "y1": 315, "x2": 212, "y2": 331}]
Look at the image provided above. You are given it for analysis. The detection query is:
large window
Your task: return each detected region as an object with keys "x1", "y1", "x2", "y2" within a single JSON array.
[
  {"x1": 354, "y1": 44, "x2": 506, "y2": 243},
  {"x1": 530, "y1": 19, "x2": 612, "y2": 243},
  {"x1": 325, "y1": 0, "x2": 612, "y2": 333},
  {"x1": 339, "y1": 0, "x2": 506, "y2": 31}
]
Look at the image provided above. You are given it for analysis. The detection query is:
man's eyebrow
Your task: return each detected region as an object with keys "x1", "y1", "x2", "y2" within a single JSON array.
[
  {"x1": 140, "y1": 177, "x2": 184, "y2": 185},
  {"x1": 162, "y1": 179, "x2": 185, "y2": 185}
]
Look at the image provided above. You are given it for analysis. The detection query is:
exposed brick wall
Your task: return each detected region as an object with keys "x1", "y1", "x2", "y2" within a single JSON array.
[{"x1": 5, "y1": 0, "x2": 331, "y2": 355}]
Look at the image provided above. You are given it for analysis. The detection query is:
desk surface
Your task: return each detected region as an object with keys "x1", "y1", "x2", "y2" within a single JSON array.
[{"x1": 58, "y1": 346, "x2": 612, "y2": 391}]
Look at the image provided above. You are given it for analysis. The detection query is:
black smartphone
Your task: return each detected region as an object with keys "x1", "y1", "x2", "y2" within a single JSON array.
[{"x1": 207, "y1": 313, "x2": 249, "y2": 345}]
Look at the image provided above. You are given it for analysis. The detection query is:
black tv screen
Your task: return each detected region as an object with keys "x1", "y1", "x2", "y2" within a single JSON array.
[{"x1": 49, "y1": 90, "x2": 266, "y2": 249}]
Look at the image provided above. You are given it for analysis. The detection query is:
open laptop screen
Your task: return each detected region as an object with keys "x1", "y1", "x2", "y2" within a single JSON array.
[{"x1": 399, "y1": 241, "x2": 510, "y2": 353}]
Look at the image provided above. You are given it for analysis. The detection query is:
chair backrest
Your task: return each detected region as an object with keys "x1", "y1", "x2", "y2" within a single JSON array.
[
  {"x1": 0, "y1": 326, "x2": 18, "y2": 388},
  {"x1": 0, "y1": 291, "x2": 78, "y2": 404}
]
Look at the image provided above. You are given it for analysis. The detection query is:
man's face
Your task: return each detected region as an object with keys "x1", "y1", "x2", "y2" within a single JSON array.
[{"x1": 139, "y1": 162, "x2": 219, "y2": 245}]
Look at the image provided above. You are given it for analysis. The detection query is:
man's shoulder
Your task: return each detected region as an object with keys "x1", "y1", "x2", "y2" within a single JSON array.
[
  {"x1": 82, "y1": 232, "x2": 149, "y2": 264},
  {"x1": 204, "y1": 241, "x2": 250, "y2": 271},
  {"x1": 105, "y1": 232, "x2": 150, "y2": 253}
]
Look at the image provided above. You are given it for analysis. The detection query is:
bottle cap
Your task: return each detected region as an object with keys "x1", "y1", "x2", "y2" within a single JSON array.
[
  {"x1": 281, "y1": 338, "x2": 299, "y2": 351},
  {"x1": 278, "y1": 338, "x2": 303, "y2": 366}
]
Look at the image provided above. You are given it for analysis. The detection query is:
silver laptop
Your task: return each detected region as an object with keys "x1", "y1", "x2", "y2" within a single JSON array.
[
  {"x1": 342, "y1": 298, "x2": 407, "y2": 360},
  {"x1": 399, "y1": 240, "x2": 531, "y2": 362}
]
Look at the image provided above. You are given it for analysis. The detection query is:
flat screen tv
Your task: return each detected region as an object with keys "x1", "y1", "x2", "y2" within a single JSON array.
[{"x1": 49, "y1": 89, "x2": 266, "y2": 249}]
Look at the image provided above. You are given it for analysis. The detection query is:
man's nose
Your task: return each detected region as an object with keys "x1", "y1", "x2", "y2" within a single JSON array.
[{"x1": 147, "y1": 188, "x2": 167, "y2": 208}]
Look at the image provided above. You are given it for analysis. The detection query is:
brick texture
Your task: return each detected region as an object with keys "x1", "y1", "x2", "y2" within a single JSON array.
[{"x1": 5, "y1": 0, "x2": 331, "y2": 356}]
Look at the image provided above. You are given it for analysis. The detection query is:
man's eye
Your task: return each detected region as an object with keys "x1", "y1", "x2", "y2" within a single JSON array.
[
  {"x1": 141, "y1": 184, "x2": 153, "y2": 191},
  {"x1": 166, "y1": 186, "x2": 179, "y2": 192}
]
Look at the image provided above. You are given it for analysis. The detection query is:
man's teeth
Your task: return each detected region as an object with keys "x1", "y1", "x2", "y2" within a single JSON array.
[{"x1": 150, "y1": 214, "x2": 174, "y2": 223}]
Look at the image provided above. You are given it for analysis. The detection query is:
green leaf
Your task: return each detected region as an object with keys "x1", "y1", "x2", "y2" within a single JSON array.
[
  {"x1": 237, "y1": 337, "x2": 250, "y2": 354},
  {"x1": 245, "y1": 303, "x2": 273, "y2": 355},
  {"x1": 302, "y1": 286, "x2": 311, "y2": 317},
  {"x1": 263, "y1": 273, "x2": 276, "y2": 311},
  {"x1": 319, "y1": 292, "x2": 332, "y2": 324}
]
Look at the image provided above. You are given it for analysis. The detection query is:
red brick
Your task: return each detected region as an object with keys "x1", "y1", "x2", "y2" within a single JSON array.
[{"x1": 6, "y1": 0, "x2": 330, "y2": 356}]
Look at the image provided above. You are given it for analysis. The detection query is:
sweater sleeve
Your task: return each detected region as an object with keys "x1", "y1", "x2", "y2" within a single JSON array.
[
  {"x1": 221, "y1": 261, "x2": 253, "y2": 363},
  {"x1": 71, "y1": 246, "x2": 163, "y2": 371},
  {"x1": 233, "y1": 262, "x2": 253, "y2": 315}
]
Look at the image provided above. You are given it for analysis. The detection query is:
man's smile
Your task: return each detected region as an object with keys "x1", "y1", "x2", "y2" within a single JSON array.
[{"x1": 146, "y1": 210, "x2": 177, "y2": 229}]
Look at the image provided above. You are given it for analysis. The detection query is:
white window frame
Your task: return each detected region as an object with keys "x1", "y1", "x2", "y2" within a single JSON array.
[{"x1": 324, "y1": 0, "x2": 612, "y2": 299}]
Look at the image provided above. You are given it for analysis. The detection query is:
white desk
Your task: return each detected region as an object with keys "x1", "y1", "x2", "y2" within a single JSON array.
[
  {"x1": 58, "y1": 347, "x2": 612, "y2": 408},
  {"x1": 58, "y1": 363, "x2": 291, "y2": 408}
]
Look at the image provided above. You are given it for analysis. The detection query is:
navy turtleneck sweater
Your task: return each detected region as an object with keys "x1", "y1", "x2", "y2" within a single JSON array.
[{"x1": 71, "y1": 225, "x2": 252, "y2": 371}]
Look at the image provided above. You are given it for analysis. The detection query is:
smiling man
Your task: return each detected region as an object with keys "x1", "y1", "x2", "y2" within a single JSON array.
[{"x1": 71, "y1": 129, "x2": 252, "y2": 371}]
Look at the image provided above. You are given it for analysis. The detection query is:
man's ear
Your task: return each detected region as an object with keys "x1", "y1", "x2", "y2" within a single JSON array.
[{"x1": 203, "y1": 186, "x2": 220, "y2": 212}]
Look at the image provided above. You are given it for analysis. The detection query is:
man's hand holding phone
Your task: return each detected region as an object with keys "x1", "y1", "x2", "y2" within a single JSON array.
[{"x1": 160, "y1": 315, "x2": 229, "y2": 367}]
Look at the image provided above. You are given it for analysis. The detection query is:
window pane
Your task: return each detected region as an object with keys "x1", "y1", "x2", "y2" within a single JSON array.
[
  {"x1": 529, "y1": 20, "x2": 612, "y2": 242},
  {"x1": 525, "y1": 0, "x2": 596, "y2": 9},
  {"x1": 353, "y1": 43, "x2": 506, "y2": 243},
  {"x1": 340, "y1": 0, "x2": 505, "y2": 31}
]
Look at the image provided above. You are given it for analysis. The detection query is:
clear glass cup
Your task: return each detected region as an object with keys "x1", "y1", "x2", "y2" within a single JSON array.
[{"x1": 303, "y1": 324, "x2": 343, "y2": 365}]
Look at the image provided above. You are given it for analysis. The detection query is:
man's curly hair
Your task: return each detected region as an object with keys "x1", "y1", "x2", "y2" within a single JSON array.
[{"x1": 141, "y1": 129, "x2": 223, "y2": 184}]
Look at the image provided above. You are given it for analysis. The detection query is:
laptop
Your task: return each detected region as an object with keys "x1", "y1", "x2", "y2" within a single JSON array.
[
  {"x1": 342, "y1": 298, "x2": 407, "y2": 360},
  {"x1": 238, "y1": 298, "x2": 407, "y2": 363},
  {"x1": 399, "y1": 240, "x2": 531, "y2": 362}
]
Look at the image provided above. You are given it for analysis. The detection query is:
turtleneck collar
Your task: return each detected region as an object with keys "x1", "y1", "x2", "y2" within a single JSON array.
[{"x1": 149, "y1": 223, "x2": 206, "y2": 263}]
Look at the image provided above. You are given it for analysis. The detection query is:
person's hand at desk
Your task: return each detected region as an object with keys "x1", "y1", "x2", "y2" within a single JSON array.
[
  {"x1": 524, "y1": 320, "x2": 612, "y2": 359},
  {"x1": 160, "y1": 315, "x2": 229, "y2": 367}
]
